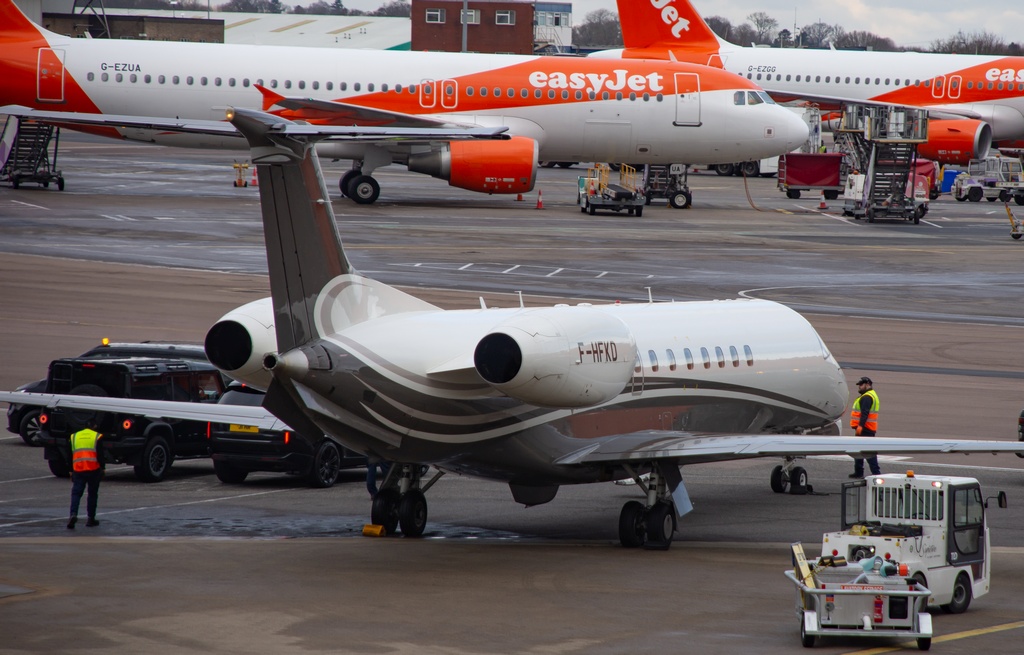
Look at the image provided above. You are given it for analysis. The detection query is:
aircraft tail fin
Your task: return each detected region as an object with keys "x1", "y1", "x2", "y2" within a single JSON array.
[
  {"x1": 617, "y1": 0, "x2": 724, "y2": 63},
  {"x1": 228, "y1": 108, "x2": 437, "y2": 352},
  {"x1": 0, "y1": 0, "x2": 45, "y2": 41}
]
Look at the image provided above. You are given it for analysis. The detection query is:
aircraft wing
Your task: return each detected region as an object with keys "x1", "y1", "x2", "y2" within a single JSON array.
[
  {"x1": 254, "y1": 85, "x2": 475, "y2": 129},
  {"x1": 0, "y1": 105, "x2": 509, "y2": 142},
  {"x1": 0, "y1": 391, "x2": 289, "y2": 431},
  {"x1": 759, "y1": 92, "x2": 984, "y2": 120},
  {"x1": 555, "y1": 430, "x2": 1024, "y2": 466}
]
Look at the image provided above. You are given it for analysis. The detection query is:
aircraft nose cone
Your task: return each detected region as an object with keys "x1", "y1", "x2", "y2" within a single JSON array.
[{"x1": 780, "y1": 109, "x2": 811, "y2": 151}]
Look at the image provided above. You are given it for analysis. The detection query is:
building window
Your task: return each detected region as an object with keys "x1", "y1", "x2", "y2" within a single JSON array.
[
  {"x1": 426, "y1": 8, "x2": 445, "y2": 23},
  {"x1": 461, "y1": 9, "x2": 480, "y2": 24},
  {"x1": 496, "y1": 10, "x2": 515, "y2": 25}
]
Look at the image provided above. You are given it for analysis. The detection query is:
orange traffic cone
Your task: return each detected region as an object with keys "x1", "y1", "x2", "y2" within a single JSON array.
[
  {"x1": 516, "y1": 192, "x2": 523, "y2": 201},
  {"x1": 818, "y1": 190, "x2": 827, "y2": 209},
  {"x1": 536, "y1": 190, "x2": 544, "y2": 209},
  {"x1": 250, "y1": 166, "x2": 259, "y2": 187}
]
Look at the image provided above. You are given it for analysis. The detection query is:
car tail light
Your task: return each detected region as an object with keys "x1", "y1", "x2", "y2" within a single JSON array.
[
  {"x1": 206, "y1": 423, "x2": 211, "y2": 439},
  {"x1": 284, "y1": 431, "x2": 290, "y2": 445},
  {"x1": 40, "y1": 413, "x2": 48, "y2": 425},
  {"x1": 122, "y1": 418, "x2": 133, "y2": 430}
]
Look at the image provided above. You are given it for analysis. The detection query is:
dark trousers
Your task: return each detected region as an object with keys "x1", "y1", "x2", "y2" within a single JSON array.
[
  {"x1": 70, "y1": 469, "x2": 102, "y2": 518},
  {"x1": 853, "y1": 429, "x2": 881, "y2": 476}
]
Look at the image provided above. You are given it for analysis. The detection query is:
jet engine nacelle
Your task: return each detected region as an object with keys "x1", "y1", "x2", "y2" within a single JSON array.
[
  {"x1": 473, "y1": 307, "x2": 636, "y2": 408},
  {"x1": 408, "y1": 136, "x2": 538, "y2": 194},
  {"x1": 918, "y1": 119, "x2": 992, "y2": 166},
  {"x1": 204, "y1": 297, "x2": 277, "y2": 391}
]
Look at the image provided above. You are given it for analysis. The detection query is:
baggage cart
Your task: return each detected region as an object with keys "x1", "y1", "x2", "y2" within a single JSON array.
[
  {"x1": 578, "y1": 163, "x2": 647, "y2": 216},
  {"x1": 785, "y1": 543, "x2": 933, "y2": 650},
  {"x1": 777, "y1": 152, "x2": 844, "y2": 200}
]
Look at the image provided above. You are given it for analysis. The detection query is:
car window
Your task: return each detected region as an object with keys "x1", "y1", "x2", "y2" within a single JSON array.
[
  {"x1": 196, "y1": 372, "x2": 223, "y2": 402},
  {"x1": 131, "y1": 376, "x2": 171, "y2": 401}
]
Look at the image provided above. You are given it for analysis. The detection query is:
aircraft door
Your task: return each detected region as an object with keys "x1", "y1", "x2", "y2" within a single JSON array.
[
  {"x1": 673, "y1": 72, "x2": 701, "y2": 126},
  {"x1": 37, "y1": 48, "x2": 66, "y2": 103},
  {"x1": 419, "y1": 79, "x2": 437, "y2": 108},
  {"x1": 630, "y1": 350, "x2": 644, "y2": 396},
  {"x1": 948, "y1": 75, "x2": 963, "y2": 100},
  {"x1": 441, "y1": 79, "x2": 458, "y2": 109},
  {"x1": 931, "y1": 75, "x2": 946, "y2": 99}
]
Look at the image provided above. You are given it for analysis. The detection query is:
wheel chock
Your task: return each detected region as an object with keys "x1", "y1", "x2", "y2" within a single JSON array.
[{"x1": 362, "y1": 524, "x2": 386, "y2": 537}]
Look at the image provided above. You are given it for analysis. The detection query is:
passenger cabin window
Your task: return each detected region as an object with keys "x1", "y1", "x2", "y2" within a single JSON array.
[
  {"x1": 684, "y1": 348, "x2": 694, "y2": 370},
  {"x1": 744, "y1": 345, "x2": 754, "y2": 366},
  {"x1": 730, "y1": 346, "x2": 740, "y2": 367},
  {"x1": 666, "y1": 349, "x2": 677, "y2": 371},
  {"x1": 700, "y1": 347, "x2": 711, "y2": 369},
  {"x1": 715, "y1": 346, "x2": 725, "y2": 368},
  {"x1": 648, "y1": 350, "x2": 659, "y2": 372}
]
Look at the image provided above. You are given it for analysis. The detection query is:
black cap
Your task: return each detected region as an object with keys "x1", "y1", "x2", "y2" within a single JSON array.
[{"x1": 856, "y1": 377, "x2": 872, "y2": 385}]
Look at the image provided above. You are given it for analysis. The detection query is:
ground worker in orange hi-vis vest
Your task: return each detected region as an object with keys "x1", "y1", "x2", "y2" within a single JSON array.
[
  {"x1": 67, "y1": 417, "x2": 105, "y2": 529},
  {"x1": 849, "y1": 377, "x2": 881, "y2": 479}
]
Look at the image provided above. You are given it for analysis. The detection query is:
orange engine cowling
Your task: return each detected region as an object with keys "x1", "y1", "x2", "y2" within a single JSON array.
[
  {"x1": 917, "y1": 119, "x2": 992, "y2": 166},
  {"x1": 407, "y1": 136, "x2": 537, "y2": 194}
]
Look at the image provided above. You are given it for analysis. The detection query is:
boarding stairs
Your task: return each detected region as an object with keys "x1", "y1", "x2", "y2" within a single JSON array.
[{"x1": 0, "y1": 117, "x2": 64, "y2": 190}]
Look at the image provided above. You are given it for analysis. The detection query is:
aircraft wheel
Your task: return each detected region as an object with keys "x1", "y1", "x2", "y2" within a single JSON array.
[
  {"x1": 770, "y1": 465, "x2": 787, "y2": 493},
  {"x1": 644, "y1": 501, "x2": 674, "y2": 550},
  {"x1": 618, "y1": 500, "x2": 647, "y2": 548},
  {"x1": 371, "y1": 487, "x2": 400, "y2": 535},
  {"x1": 669, "y1": 190, "x2": 692, "y2": 209},
  {"x1": 19, "y1": 410, "x2": 42, "y2": 446},
  {"x1": 307, "y1": 440, "x2": 341, "y2": 488},
  {"x1": 398, "y1": 489, "x2": 428, "y2": 537},
  {"x1": 339, "y1": 169, "x2": 360, "y2": 197},
  {"x1": 741, "y1": 161, "x2": 759, "y2": 177},
  {"x1": 788, "y1": 466, "x2": 808, "y2": 495},
  {"x1": 134, "y1": 436, "x2": 173, "y2": 483},
  {"x1": 714, "y1": 163, "x2": 734, "y2": 176},
  {"x1": 941, "y1": 573, "x2": 972, "y2": 614},
  {"x1": 350, "y1": 175, "x2": 380, "y2": 204}
]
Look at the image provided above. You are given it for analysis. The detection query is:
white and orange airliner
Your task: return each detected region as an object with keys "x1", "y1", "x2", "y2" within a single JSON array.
[
  {"x1": 595, "y1": 0, "x2": 1024, "y2": 165},
  {"x1": 0, "y1": 0, "x2": 809, "y2": 203}
]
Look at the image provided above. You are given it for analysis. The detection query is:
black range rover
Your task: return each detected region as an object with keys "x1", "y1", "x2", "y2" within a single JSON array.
[{"x1": 39, "y1": 356, "x2": 225, "y2": 482}]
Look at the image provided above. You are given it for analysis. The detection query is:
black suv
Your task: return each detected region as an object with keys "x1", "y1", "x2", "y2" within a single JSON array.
[
  {"x1": 7, "y1": 340, "x2": 209, "y2": 445},
  {"x1": 210, "y1": 383, "x2": 365, "y2": 488},
  {"x1": 39, "y1": 356, "x2": 225, "y2": 482}
]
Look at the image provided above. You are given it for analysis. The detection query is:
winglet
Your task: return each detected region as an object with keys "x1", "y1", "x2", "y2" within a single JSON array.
[{"x1": 253, "y1": 83, "x2": 286, "y2": 112}]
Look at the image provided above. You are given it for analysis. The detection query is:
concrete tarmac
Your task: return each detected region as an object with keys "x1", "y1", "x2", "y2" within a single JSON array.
[{"x1": 2, "y1": 137, "x2": 1024, "y2": 653}]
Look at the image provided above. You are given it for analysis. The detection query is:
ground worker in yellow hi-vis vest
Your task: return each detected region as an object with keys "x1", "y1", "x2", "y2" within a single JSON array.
[
  {"x1": 849, "y1": 376, "x2": 881, "y2": 479},
  {"x1": 67, "y1": 416, "x2": 105, "y2": 529}
]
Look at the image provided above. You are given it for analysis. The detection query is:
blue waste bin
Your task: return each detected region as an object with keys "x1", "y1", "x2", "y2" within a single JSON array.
[{"x1": 941, "y1": 168, "x2": 961, "y2": 193}]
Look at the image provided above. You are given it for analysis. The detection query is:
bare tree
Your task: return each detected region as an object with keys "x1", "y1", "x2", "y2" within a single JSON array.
[
  {"x1": 746, "y1": 11, "x2": 777, "y2": 45},
  {"x1": 832, "y1": 30, "x2": 898, "y2": 52},
  {"x1": 731, "y1": 24, "x2": 758, "y2": 48},
  {"x1": 798, "y1": 22, "x2": 835, "y2": 48},
  {"x1": 931, "y1": 30, "x2": 1007, "y2": 55},
  {"x1": 373, "y1": 1, "x2": 409, "y2": 17},
  {"x1": 704, "y1": 15, "x2": 731, "y2": 41},
  {"x1": 572, "y1": 9, "x2": 622, "y2": 48}
]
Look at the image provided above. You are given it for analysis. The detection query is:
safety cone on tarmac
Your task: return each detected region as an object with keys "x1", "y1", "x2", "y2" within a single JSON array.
[
  {"x1": 516, "y1": 192, "x2": 523, "y2": 201},
  {"x1": 250, "y1": 166, "x2": 259, "y2": 187},
  {"x1": 818, "y1": 190, "x2": 827, "y2": 209},
  {"x1": 536, "y1": 190, "x2": 544, "y2": 209}
]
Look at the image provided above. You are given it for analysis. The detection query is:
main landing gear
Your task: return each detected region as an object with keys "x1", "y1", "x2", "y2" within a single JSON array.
[
  {"x1": 339, "y1": 168, "x2": 380, "y2": 205},
  {"x1": 769, "y1": 457, "x2": 810, "y2": 495},
  {"x1": 370, "y1": 463, "x2": 444, "y2": 537},
  {"x1": 618, "y1": 464, "x2": 678, "y2": 550}
]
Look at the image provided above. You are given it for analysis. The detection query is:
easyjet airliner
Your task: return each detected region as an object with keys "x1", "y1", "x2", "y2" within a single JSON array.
[
  {"x1": 595, "y1": 0, "x2": 1024, "y2": 165},
  {"x1": 0, "y1": 0, "x2": 809, "y2": 203}
]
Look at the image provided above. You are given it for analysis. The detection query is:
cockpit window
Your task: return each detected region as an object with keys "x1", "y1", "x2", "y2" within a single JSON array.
[
  {"x1": 747, "y1": 91, "x2": 763, "y2": 105},
  {"x1": 759, "y1": 91, "x2": 777, "y2": 104},
  {"x1": 733, "y1": 91, "x2": 746, "y2": 105}
]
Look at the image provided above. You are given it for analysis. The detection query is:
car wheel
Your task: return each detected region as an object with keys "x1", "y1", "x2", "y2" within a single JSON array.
[
  {"x1": 967, "y1": 186, "x2": 983, "y2": 202},
  {"x1": 19, "y1": 410, "x2": 42, "y2": 446},
  {"x1": 134, "y1": 436, "x2": 173, "y2": 482},
  {"x1": 941, "y1": 573, "x2": 972, "y2": 614},
  {"x1": 214, "y1": 459, "x2": 249, "y2": 484},
  {"x1": 786, "y1": 189, "x2": 801, "y2": 199},
  {"x1": 308, "y1": 440, "x2": 342, "y2": 488},
  {"x1": 47, "y1": 447, "x2": 71, "y2": 478}
]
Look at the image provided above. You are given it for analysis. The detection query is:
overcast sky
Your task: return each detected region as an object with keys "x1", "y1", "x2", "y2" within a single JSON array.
[{"x1": 334, "y1": 1, "x2": 1024, "y2": 50}]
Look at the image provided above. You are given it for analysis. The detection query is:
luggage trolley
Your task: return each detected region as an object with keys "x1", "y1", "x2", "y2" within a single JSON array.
[{"x1": 785, "y1": 543, "x2": 933, "y2": 650}]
